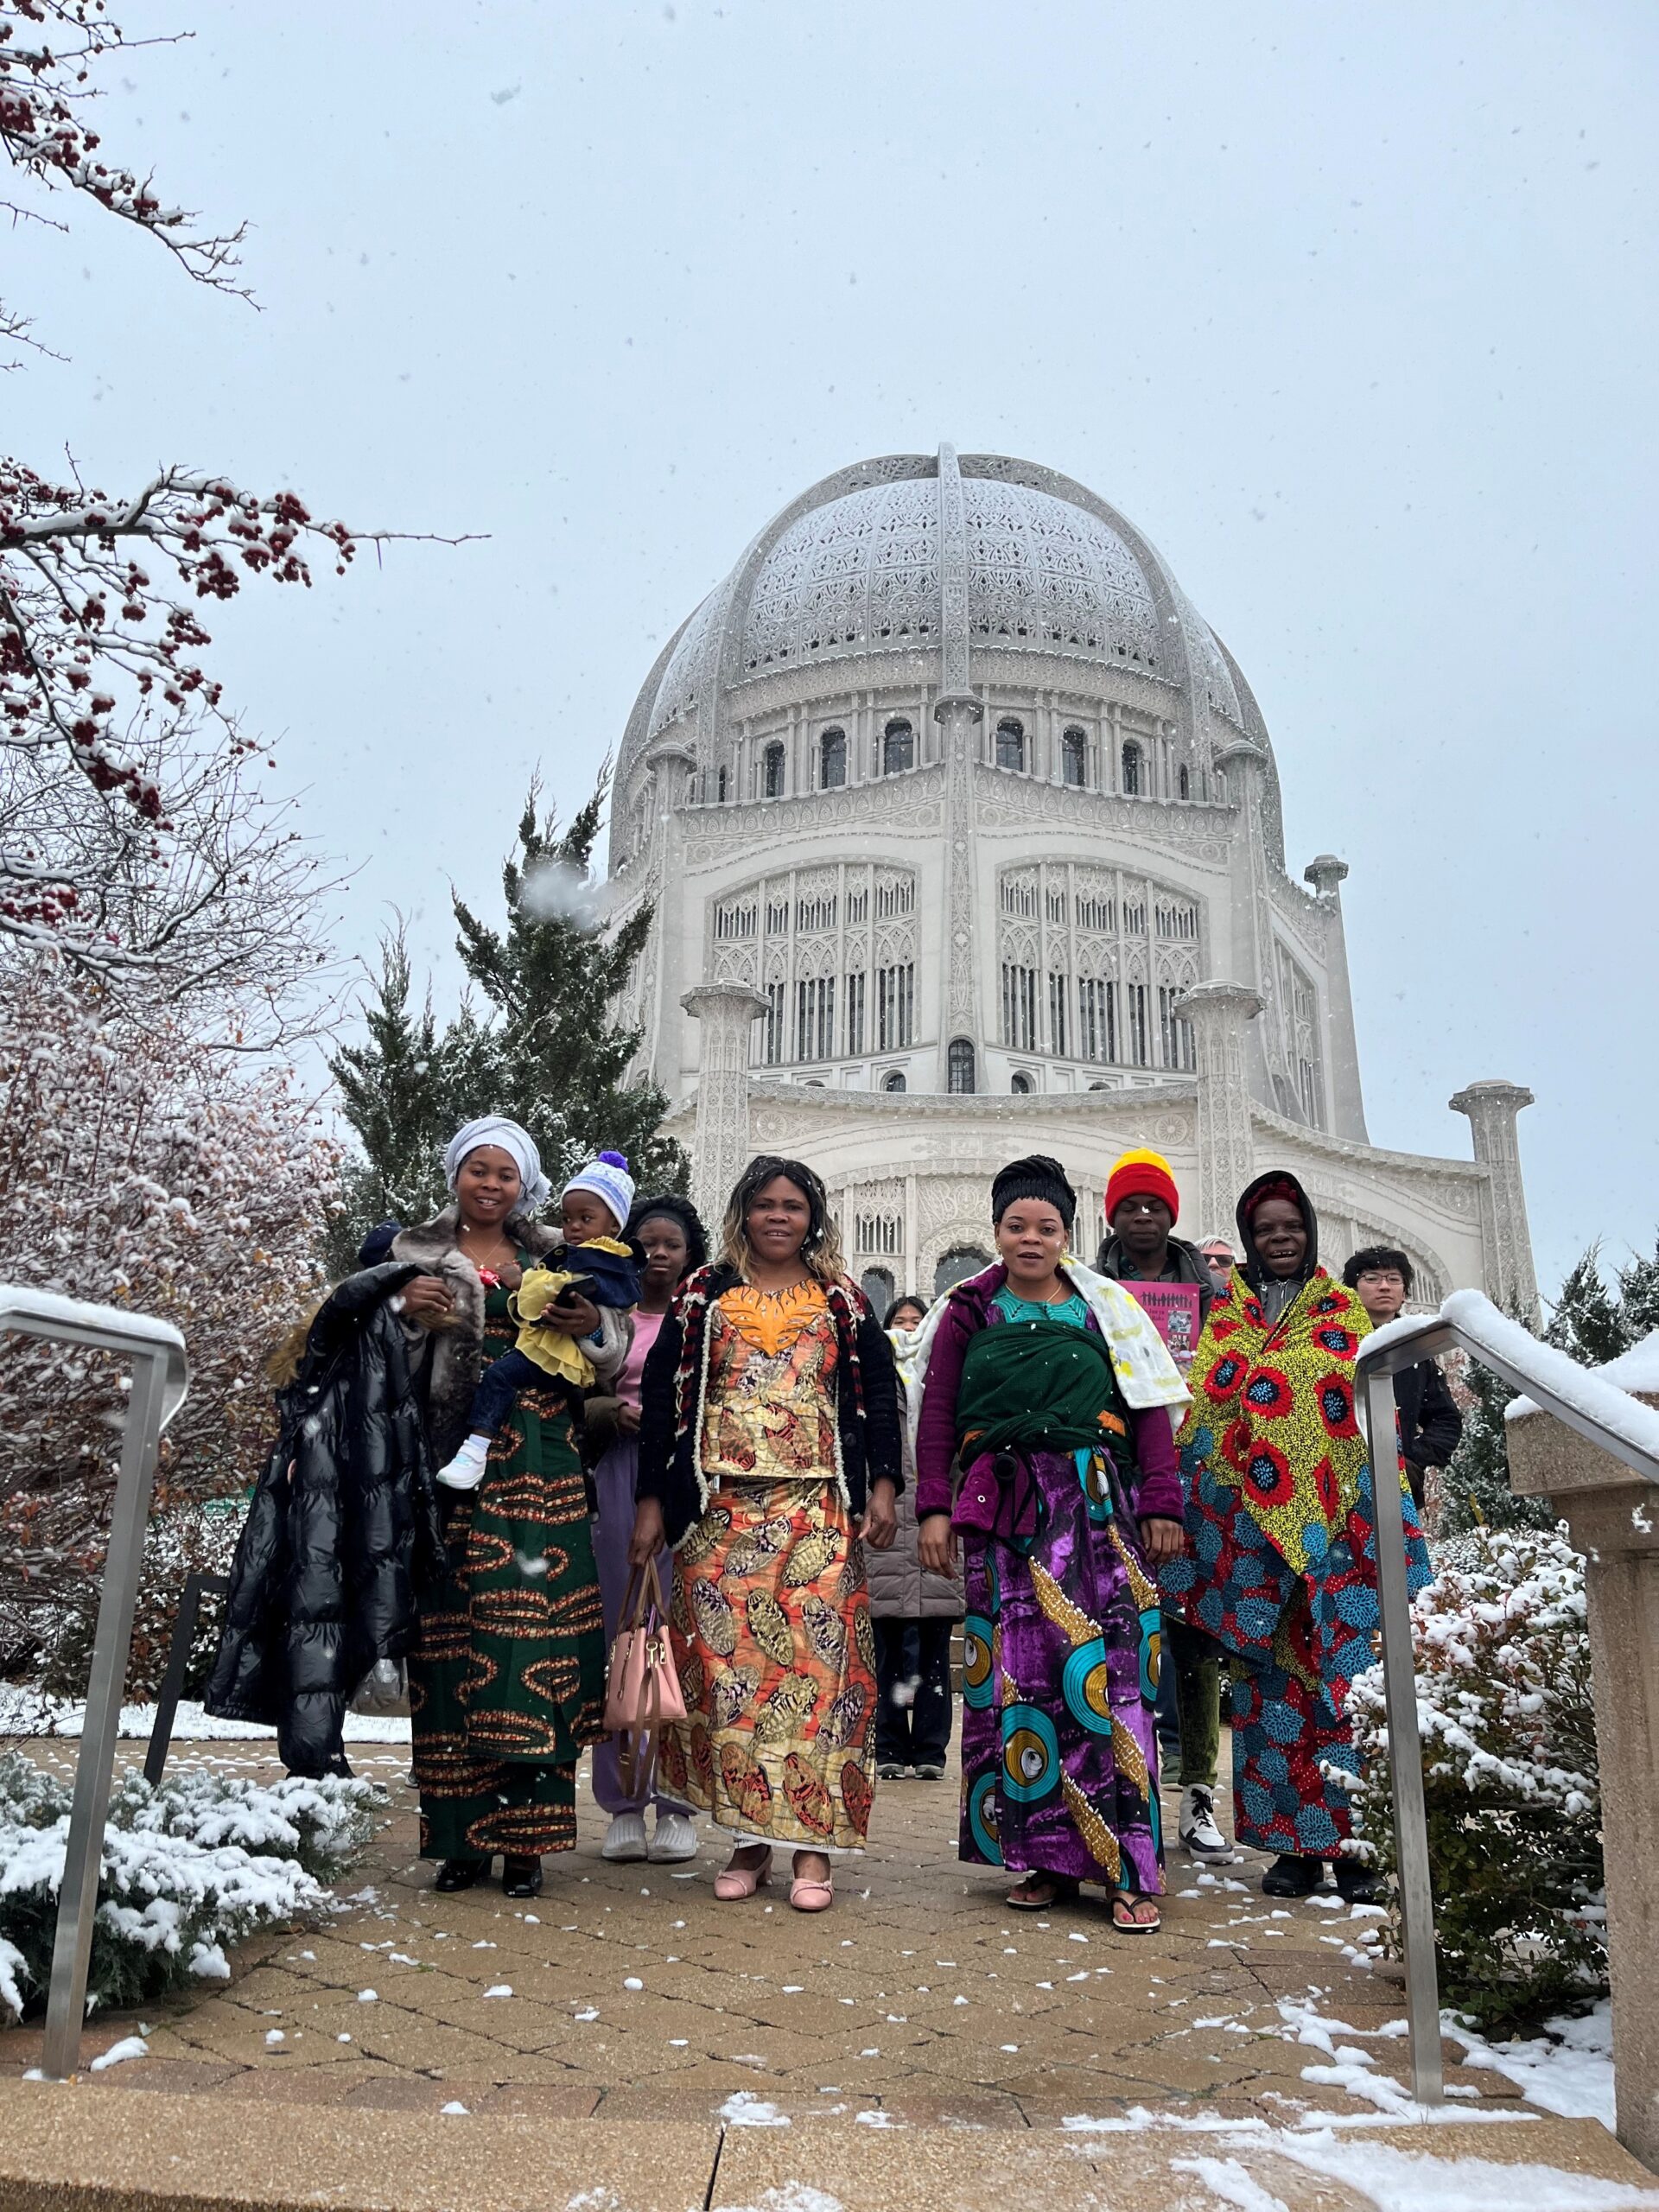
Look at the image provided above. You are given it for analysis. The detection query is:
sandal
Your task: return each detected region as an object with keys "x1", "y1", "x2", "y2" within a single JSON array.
[
  {"x1": 713, "y1": 1846, "x2": 772, "y2": 1901},
  {"x1": 1111, "y1": 1890, "x2": 1161, "y2": 1935},
  {"x1": 1005, "y1": 1872, "x2": 1079, "y2": 1912}
]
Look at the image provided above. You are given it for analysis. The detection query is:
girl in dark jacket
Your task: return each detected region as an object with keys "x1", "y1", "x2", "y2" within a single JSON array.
[{"x1": 631, "y1": 1155, "x2": 900, "y2": 1913}]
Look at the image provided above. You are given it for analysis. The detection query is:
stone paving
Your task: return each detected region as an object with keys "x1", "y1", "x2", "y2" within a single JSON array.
[{"x1": 2, "y1": 1736, "x2": 1529, "y2": 2127}]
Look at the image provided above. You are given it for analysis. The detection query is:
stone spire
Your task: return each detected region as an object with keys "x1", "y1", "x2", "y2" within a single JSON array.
[
  {"x1": 934, "y1": 442, "x2": 983, "y2": 1052},
  {"x1": 1303, "y1": 855, "x2": 1368, "y2": 1145},
  {"x1": 1449, "y1": 1080, "x2": 1541, "y2": 1321},
  {"x1": 1179, "y1": 982, "x2": 1264, "y2": 1236},
  {"x1": 683, "y1": 984, "x2": 767, "y2": 1233}
]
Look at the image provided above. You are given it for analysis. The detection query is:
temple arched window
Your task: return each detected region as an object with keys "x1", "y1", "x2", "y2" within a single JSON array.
[
  {"x1": 1177, "y1": 762, "x2": 1190, "y2": 800},
  {"x1": 881, "y1": 1069, "x2": 907, "y2": 1094},
  {"x1": 995, "y1": 717, "x2": 1026, "y2": 772},
  {"x1": 1010, "y1": 1071, "x2": 1033, "y2": 1095},
  {"x1": 819, "y1": 727, "x2": 847, "y2": 788},
  {"x1": 1121, "y1": 741, "x2": 1142, "y2": 796},
  {"x1": 1062, "y1": 727, "x2": 1087, "y2": 788},
  {"x1": 882, "y1": 718, "x2": 914, "y2": 776},
  {"x1": 763, "y1": 741, "x2": 785, "y2": 798},
  {"x1": 935, "y1": 1246, "x2": 990, "y2": 1296},
  {"x1": 947, "y1": 1037, "x2": 976, "y2": 1094},
  {"x1": 717, "y1": 766, "x2": 728, "y2": 802}
]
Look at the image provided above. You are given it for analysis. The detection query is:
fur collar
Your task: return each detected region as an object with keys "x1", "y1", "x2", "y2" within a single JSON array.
[{"x1": 390, "y1": 1206, "x2": 563, "y2": 1460}]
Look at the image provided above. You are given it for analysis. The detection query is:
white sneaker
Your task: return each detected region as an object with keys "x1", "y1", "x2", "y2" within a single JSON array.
[
  {"x1": 601, "y1": 1811, "x2": 649, "y2": 1861},
  {"x1": 649, "y1": 1810, "x2": 699, "y2": 1862},
  {"x1": 1179, "y1": 1783, "x2": 1235, "y2": 1862},
  {"x1": 435, "y1": 1434, "x2": 490, "y2": 1491}
]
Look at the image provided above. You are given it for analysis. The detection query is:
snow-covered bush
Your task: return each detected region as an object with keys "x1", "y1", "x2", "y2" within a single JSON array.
[
  {"x1": 0, "y1": 1752, "x2": 378, "y2": 2023},
  {"x1": 0, "y1": 959, "x2": 340, "y2": 1686},
  {"x1": 1346, "y1": 1524, "x2": 1605, "y2": 2036}
]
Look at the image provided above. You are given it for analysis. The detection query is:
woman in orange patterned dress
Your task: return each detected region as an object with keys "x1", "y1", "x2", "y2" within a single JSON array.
[{"x1": 631, "y1": 1156, "x2": 901, "y2": 1911}]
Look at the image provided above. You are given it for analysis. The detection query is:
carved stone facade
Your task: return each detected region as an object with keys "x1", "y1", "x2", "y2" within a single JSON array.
[{"x1": 607, "y1": 448, "x2": 1539, "y2": 1307}]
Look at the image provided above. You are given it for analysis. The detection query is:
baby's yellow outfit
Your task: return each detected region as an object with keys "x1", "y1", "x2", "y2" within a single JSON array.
[{"x1": 508, "y1": 1235, "x2": 635, "y2": 1390}]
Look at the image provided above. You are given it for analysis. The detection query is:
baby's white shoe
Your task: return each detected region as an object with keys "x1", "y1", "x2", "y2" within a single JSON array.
[{"x1": 436, "y1": 1435, "x2": 490, "y2": 1491}]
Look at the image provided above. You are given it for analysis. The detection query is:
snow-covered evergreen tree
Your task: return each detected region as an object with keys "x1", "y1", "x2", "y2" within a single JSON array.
[{"x1": 331, "y1": 781, "x2": 685, "y2": 1258}]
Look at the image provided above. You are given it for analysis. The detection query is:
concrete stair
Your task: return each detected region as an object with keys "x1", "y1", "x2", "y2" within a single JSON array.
[{"x1": 0, "y1": 2078, "x2": 1654, "y2": 2211}]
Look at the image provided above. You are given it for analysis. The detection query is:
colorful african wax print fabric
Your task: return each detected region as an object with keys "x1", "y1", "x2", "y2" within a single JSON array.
[
  {"x1": 664, "y1": 1284, "x2": 877, "y2": 1851},
  {"x1": 410, "y1": 1275, "x2": 606, "y2": 1859},
  {"x1": 957, "y1": 1291, "x2": 1164, "y2": 1892},
  {"x1": 1159, "y1": 1268, "x2": 1432, "y2": 1856},
  {"x1": 697, "y1": 1282, "x2": 842, "y2": 1487}
]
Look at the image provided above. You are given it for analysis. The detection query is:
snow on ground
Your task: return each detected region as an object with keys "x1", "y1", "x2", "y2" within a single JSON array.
[
  {"x1": 1262, "y1": 2133, "x2": 1658, "y2": 2210},
  {"x1": 0, "y1": 1686, "x2": 409, "y2": 1744},
  {"x1": 1445, "y1": 2002, "x2": 1618, "y2": 2130}
]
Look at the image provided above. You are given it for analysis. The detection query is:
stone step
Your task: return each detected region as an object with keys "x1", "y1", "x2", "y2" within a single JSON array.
[{"x1": 0, "y1": 2078, "x2": 1653, "y2": 2212}]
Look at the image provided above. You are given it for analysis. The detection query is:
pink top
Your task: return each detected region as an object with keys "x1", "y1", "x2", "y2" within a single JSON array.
[{"x1": 617, "y1": 1307, "x2": 665, "y2": 1414}]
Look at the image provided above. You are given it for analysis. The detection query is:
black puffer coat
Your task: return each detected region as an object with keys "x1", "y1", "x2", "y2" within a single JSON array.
[{"x1": 203, "y1": 1262, "x2": 445, "y2": 1777}]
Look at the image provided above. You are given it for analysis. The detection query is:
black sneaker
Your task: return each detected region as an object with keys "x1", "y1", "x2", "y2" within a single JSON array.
[
  {"x1": 1260, "y1": 1853, "x2": 1323, "y2": 1898},
  {"x1": 1334, "y1": 1857, "x2": 1382, "y2": 1905}
]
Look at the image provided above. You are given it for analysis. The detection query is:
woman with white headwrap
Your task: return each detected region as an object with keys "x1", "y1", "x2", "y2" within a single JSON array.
[{"x1": 394, "y1": 1116, "x2": 620, "y2": 1898}]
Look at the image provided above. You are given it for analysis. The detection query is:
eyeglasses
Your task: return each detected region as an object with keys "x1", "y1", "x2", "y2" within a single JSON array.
[{"x1": 1357, "y1": 1271, "x2": 1406, "y2": 1287}]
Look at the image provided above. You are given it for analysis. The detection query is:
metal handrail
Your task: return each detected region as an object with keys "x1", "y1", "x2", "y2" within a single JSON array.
[
  {"x1": 1354, "y1": 1289, "x2": 1659, "y2": 2108},
  {"x1": 0, "y1": 1287, "x2": 189, "y2": 2080}
]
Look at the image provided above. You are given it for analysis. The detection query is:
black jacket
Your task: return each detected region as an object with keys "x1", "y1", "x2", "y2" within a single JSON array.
[
  {"x1": 1393, "y1": 1358, "x2": 1464, "y2": 1500},
  {"x1": 636, "y1": 1266, "x2": 904, "y2": 1548},
  {"x1": 204, "y1": 1262, "x2": 445, "y2": 1777},
  {"x1": 1094, "y1": 1231, "x2": 1216, "y2": 1322}
]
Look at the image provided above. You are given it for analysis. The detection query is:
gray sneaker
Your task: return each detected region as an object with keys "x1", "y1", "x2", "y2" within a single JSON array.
[{"x1": 912, "y1": 1763, "x2": 945, "y2": 1781}]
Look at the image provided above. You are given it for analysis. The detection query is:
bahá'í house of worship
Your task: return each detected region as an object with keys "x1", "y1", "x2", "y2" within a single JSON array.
[{"x1": 603, "y1": 445, "x2": 1538, "y2": 1317}]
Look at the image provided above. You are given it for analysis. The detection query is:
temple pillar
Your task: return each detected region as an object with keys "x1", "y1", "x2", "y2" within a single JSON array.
[
  {"x1": 1303, "y1": 854, "x2": 1369, "y2": 1144},
  {"x1": 682, "y1": 984, "x2": 767, "y2": 1232},
  {"x1": 1449, "y1": 1080, "x2": 1540, "y2": 1321},
  {"x1": 934, "y1": 442, "x2": 982, "y2": 1052},
  {"x1": 1178, "y1": 981, "x2": 1263, "y2": 1237}
]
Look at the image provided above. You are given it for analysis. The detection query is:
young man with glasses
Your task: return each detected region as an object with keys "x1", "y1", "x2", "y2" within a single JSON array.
[{"x1": 1341, "y1": 1246, "x2": 1463, "y2": 1505}]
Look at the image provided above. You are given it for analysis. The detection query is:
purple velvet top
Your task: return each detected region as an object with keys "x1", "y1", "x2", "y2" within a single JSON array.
[{"x1": 913, "y1": 1264, "x2": 1183, "y2": 1527}]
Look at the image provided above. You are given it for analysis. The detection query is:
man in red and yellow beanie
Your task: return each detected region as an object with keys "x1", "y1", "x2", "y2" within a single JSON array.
[{"x1": 1103, "y1": 1147, "x2": 1182, "y2": 1235}]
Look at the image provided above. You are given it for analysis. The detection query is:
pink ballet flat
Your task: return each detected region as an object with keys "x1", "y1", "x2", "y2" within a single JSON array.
[
  {"x1": 714, "y1": 1848, "x2": 772, "y2": 1900},
  {"x1": 788, "y1": 1877, "x2": 834, "y2": 1913}
]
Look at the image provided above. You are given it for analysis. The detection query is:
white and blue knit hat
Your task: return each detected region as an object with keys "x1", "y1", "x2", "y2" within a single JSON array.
[{"x1": 562, "y1": 1150, "x2": 635, "y2": 1233}]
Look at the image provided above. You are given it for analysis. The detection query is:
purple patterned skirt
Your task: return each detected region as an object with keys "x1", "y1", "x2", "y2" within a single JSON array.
[{"x1": 958, "y1": 1445, "x2": 1163, "y2": 1892}]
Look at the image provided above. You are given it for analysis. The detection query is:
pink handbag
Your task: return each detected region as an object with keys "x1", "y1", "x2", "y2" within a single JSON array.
[{"x1": 603, "y1": 1557, "x2": 686, "y2": 1799}]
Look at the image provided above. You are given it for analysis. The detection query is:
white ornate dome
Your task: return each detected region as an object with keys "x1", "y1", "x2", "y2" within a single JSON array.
[{"x1": 613, "y1": 447, "x2": 1275, "y2": 855}]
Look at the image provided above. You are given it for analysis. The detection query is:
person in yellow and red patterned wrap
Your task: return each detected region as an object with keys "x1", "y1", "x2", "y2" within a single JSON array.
[
  {"x1": 1158, "y1": 1169, "x2": 1433, "y2": 1903},
  {"x1": 631, "y1": 1155, "x2": 901, "y2": 1914}
]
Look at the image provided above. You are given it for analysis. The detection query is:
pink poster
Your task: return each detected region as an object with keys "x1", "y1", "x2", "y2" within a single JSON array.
[{"x1": 1120, "y1": 1281, "x2": 1203, "y2": 1370}]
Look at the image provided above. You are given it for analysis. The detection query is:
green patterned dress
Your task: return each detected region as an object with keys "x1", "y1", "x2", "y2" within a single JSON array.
[{"x1": 409, "y1": 1271, "x2": 607, "y2": 1859}]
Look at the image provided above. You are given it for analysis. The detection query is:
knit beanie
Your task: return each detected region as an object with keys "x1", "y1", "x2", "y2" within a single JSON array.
[
  {"x1": 990, "y1": 1153, "x2": 1077, "y2": 1231},
  {"x1": 1105, "y1": 1147, "x2": 1181, "y2": 1227},
  {"x1": 562, "y1": 1150, "x2": 635, "y2": 1234}
]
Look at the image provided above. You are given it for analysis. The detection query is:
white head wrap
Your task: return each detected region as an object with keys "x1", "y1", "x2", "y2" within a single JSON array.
[{"x1": 442, "y1": 1116, "x2": 550, "y2": 1218}]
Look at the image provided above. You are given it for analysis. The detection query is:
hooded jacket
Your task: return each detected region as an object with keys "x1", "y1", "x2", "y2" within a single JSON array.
[
  {"x1": 204, "y1": 1262, "x2": 447, "y2": 1777},
  {"x1": 1235, "y1": 1169, "x2": 1322, "y2": 1322}
]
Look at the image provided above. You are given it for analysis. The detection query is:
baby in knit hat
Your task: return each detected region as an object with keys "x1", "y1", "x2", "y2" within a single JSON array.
[{"x1": 436, "y1": 1152, "x2": 641, "y2": 1491}]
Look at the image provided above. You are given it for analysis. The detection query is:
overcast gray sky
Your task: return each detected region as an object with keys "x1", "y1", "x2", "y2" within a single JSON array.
[{"x1": 12, "y1": 0, "x2": 1656, "y2": 1300}]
